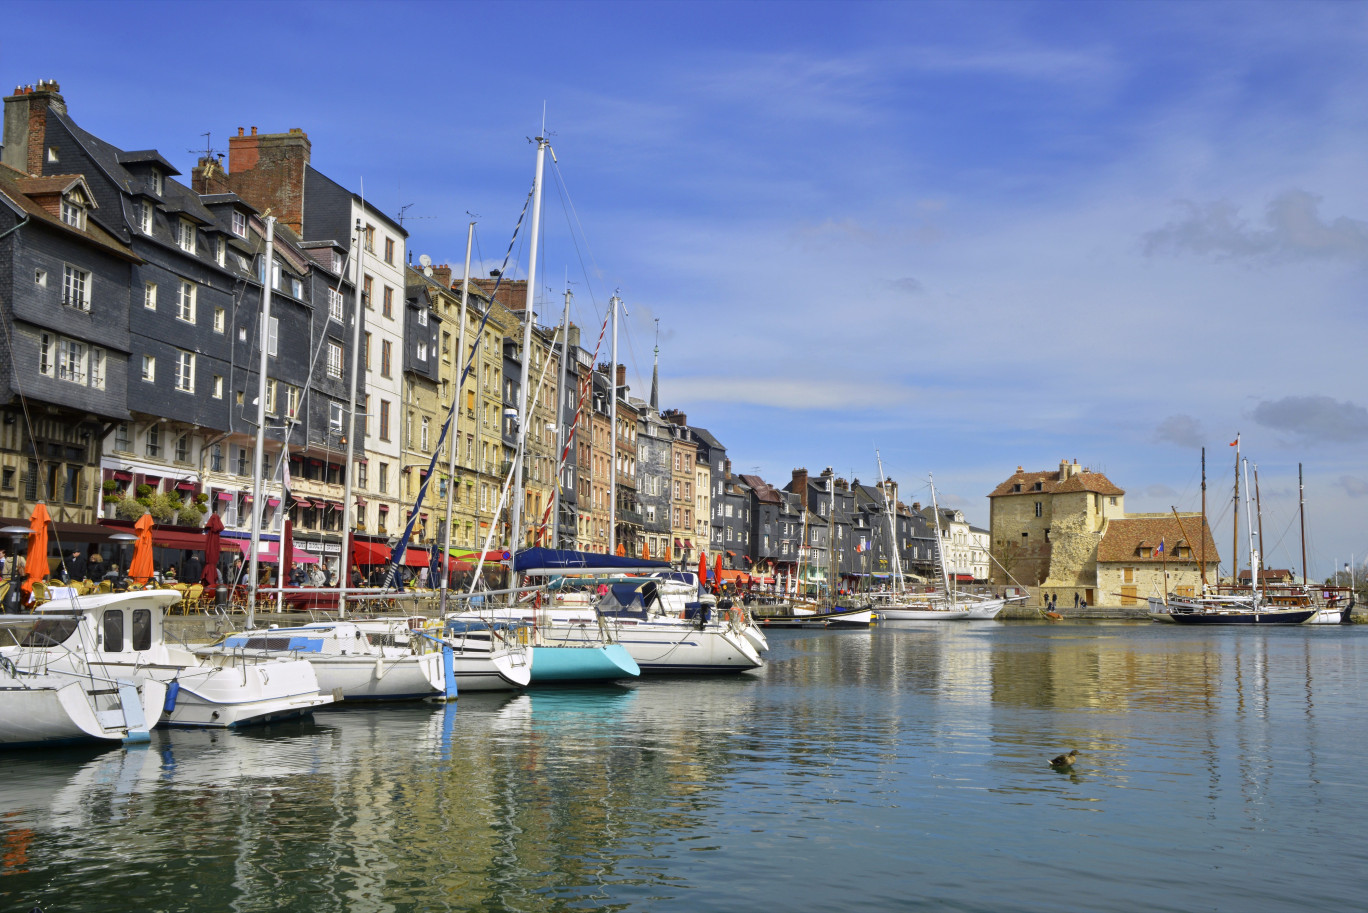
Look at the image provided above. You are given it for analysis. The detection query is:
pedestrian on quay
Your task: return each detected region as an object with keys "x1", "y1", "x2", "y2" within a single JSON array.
[{"x1": 1074, "y1": 592, "x2": 1080, "y2": 609}]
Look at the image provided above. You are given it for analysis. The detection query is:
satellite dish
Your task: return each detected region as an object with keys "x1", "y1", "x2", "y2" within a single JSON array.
[{"x1": 418, "y1": 254, "x2": 432, "y2": 267}]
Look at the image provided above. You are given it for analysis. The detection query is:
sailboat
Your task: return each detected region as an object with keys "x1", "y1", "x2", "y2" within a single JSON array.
[
  {"x1": 876, "y1": 474, "x2": 1013, "y2": 621},
  {"x1": 1155, "y1": 453, "x2": 1317, "y2": 625}
]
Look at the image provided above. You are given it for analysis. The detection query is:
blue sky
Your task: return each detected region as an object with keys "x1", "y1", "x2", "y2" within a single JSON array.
[{"x1": 5, "y1": 0, "x2": 1367, "y2": 578}]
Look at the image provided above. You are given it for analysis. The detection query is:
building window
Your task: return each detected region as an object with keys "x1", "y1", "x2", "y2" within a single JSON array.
[
  {"x1": 327, "y1": 342, "x2": 343, "y2": 378},
  {"x1": 329, "y1": 287, "x2": 344, "y2": 322},
  {"x1": 144, "y1": 281, "x2": 157, "y2": 310},
  {"x1": 1034, "y1": 501, "x2": 1042, "y2": 518},
  {"x1": 364, "y1": 332, "x2": 372, "y2": 369},
  {"x1": 38, "y1": 333, "x2": 53, "y2": 377},
  {"x1": 381, "y1": 339, "x2": 392, "y2": 378},
  {"x1": 146, "y1": 425, "x2": 161, "y2": 457},
  {"x1": 363, "y1": 275, "x2": 373, "y2": 308},
  {"x1": 383, "y1": 237, "x2": 394, "y2": 264},
  {"x1": 421, "y1": 417, "x2": 430, "y2": 451},
  {"x1": 175, "y1": 434, "x2": 190, "y2": 463},
  {"x1": 138, "y1": 200, "x2": 153, "y2": 234},
  {"x1": 329, "y1": 401, "x2": 344, "y2": 435},
  {"x1": 34, "y1": 268, "x2": 47, "y2": 287},
  {"x1": 57, "y1": 338, "x2": 86, "y2": 384},
  {"x1": 177, "y1": 219, "x2": 196, "y2": 253},
  {"x1": 265, "y1": 379, "x2": 277, "y2": 414},
  {"x1": 379, "y1": 399, "x2": 391, "y2": 441},
  {"x1": 213, "y1": 235, "x2": 225, "y2": 267},
  {"x1": 231, "y1": 210, "x2": 247, "y2": 237},
  {"x1": 213, "y1": 306, "x2": 225, "y2": 333},
  {"x1": 212, "y1": 375, "x2": 223, "y2": 399},
  {"x1": 114, "y1": 423, "x2": 130, "y2": 452},
  {"x1": 90, "y1": 347, "x2": 105, "y2": 390},
  {"x1": 271, "y1": 261, "x2": 281, "y2": 290},
  {"x1": 211, "y1": 443, "x2": 224, "y2": 472},
  {"x1": 290, "y1": 277, "x2": 302, "y2": 299},
  {"x1": 416, "y1": 343, "x2": 427, "y2": 363},
  {"x1": 382, "y1": 286, "x2": 393, "y2": 318},
  {"x1": 175, "y1": 350, "x2": 195, "y2": 392},
  {"x1": 141, "y1": 355, "x2": 155, "y2": 382},
  {"x1": 176, "y1": 280, "x2": 196, "y2": 323},
  {"x1": 265, "y1": 315, "x2": 278, "y2": 356},
  {"x1": 62, "y1": 265, "x2": 90, "y2": 310},
  {"x1": 60, "y1": 196, "x2": 86, "y2": 229},
  {"x1": 47, "y1": 146, "x2": 59, "y2": 163},
  {"x1": 285, "y1": 384, "x2": 301, "y2": 418},
  {"x1": 150, "y1": 169, "x2": 163, "y2": 196},
  {"x1": 363, "y1": 224, "x2": 375, "y2": 253},
  {"x1": 378, "y1": 462, "x2": 389, "y2": 491}
]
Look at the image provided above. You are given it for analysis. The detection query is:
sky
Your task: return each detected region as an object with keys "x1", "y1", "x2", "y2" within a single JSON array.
[{"x1": 3, "y1": 0, "x2": 1366, "y2": 579}]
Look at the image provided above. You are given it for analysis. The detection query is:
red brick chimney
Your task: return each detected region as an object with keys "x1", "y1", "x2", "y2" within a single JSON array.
[
  {"x1": 615, "y1": 364, "x2": 626, "y2": 391},
  {"x1": 191, "y1": 155, "x2": 233, "y2": 195},
  {"x1": 224, "y1": 126, "x2": 311, "y2": 235},
  {"x1": 2, "y1": 80, "x2": 66, "y2": 176},
  {"x1": 431, "y1": 263, "x2": 453, "y2": 288},
  {"x1": 791, "y1": 468, "x2": 809, "y2": 509}
]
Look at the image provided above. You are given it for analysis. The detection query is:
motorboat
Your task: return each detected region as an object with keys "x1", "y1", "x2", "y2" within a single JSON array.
[
  {"x1": 203, "y1": 619, "x2": 450, "y2": 701},
  {"x1": 3, "y1": 590, "x2": 332, "y2": 727},
  {"x1": 0, "y1": 616, "x2": 166, "y2": 747}
]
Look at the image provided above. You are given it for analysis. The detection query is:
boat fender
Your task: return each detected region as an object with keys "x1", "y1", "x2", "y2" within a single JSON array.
[{"x1": 163, "y1": 679, "x2": 180, "y2": 713}]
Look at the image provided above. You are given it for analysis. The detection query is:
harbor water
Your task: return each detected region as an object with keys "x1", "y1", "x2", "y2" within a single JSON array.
[{"x1": 3, "y1": 621, "x2": 1366, "y2": 912}]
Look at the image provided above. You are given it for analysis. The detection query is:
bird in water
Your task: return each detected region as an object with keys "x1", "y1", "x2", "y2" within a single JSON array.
[{"x1": 1049, "y1": 749, "x2": 1079, "y2": 770}]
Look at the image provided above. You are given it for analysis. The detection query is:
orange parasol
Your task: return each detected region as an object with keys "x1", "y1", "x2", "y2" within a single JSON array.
[
  {"x1": 641, "y1": 540, "x2": 651, "y2": 561},
  {"x1": 128, "y1": 513, "x2": 155, "y2": 586},
  {"x1": 663, "y1": 542, "x2": 672, "y2": 563},
  {"x1": 714, "y1": 555, "x2": 723, "y2": 591},
  {"x1": 697, "y1": 551, "x2": 707, "y2": 588},
  {"x1": 616, "y1": 542, "x2": 626, "y2": 557},
  {"x1": 21, "y1": 502, "x2": 50, "y2": 603}
]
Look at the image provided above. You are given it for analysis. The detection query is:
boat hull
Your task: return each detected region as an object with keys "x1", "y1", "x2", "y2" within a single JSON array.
[
  {"x1": 529, "y1": 644, "x2": 639, "y2": 682},
  {"x1": 1167, "y1": 608, "x2": 1317, "y2": 625},
  {"x1": 586, "y1": 620, "x2": 764, "y2": 673},
  {"x1": 760, "y1": 608, "x2": 873, "y2": 628}
]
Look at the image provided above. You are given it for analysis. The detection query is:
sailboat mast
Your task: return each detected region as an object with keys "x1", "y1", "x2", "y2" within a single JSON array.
[
  {"x1": 247, "y1": 215, "x2": 276, "y2": 626},
  {"x1": 929, "y1": 473, "x2": 952, "y2": 604},
  {"x1": 552, "y1": 287, "x2": 571, "y2": 550},
  {"x1": 608, "y1": 293, "x2": 620, "y2": 556},
  {"x1": 828, "y1": 474, "x2": 836, "y2": 600},
  {"x1": 875, "y1": 450, "x2": 902, "y2": 594},
  {"x1": 1200, "y1": 447, "x2": 1208, "y2": 587},
  {"x1": 1243, "y1": 459, "x2": 1258, "y2": 595},
  {"x1": 1254, "y1": 464, "x2": 1265, "y2": 596},
  {"x1": 508, "y1": 136, "x2": 548, "y2": 587},
  {"x1": 439, "y1": 221, "x2": 475, "y2": 615},
  {"x1": 1298, "y1": 463, "x2": 1307, "y2": 586},
  {"x1": 1232, "y1": 433, "x2": 1240, "y2": 586},
  {"x1": 337, "y1": 218, "x2": 365, "y2": 620}
]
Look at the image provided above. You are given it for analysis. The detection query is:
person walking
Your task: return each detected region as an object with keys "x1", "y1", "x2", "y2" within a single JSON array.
[{"x1": 1074, "y1": 592, "x2": 1080, "y2": 609}]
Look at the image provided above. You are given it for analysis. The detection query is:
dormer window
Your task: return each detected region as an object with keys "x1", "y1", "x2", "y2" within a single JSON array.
[
  {"x1": 177, "y1": 218, "x2": 196, "y2": 253},
  {"x1": 231, "y1": 210, "x2": 247, "y2": 238},
  {"x1": 137, "y1": 200, "x2": 153, "y2": 234},
  {"x1": 1033, "y1": 481, "x2": 1043, "y2": 491},
  {"x1": 1012, "y1": 483, "x2": 1022, "y2": 493},
  {"x1": 149, "y1": 168, "x2": 163, "y2": 196},
  {"x1": 60, "y1": 194, "x2": 86, "y2": 230}
]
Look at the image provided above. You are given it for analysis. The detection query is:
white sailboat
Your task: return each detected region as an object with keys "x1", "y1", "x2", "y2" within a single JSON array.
[{"x1": 875, "y1": 473, "x2": 1012, "y2": 621}]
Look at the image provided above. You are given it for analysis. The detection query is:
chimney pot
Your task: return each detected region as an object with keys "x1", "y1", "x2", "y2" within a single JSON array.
[
  {"x1": 251, "y1": 126, "x2": 257, "y2": 135},
  {"x1": 238, "y1": 127, "x2": 244, "y2": 136}
]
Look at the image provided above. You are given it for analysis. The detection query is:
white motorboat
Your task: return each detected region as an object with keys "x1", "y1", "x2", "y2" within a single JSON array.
[
  {"x1": 203, "y1": 620, "x2": 451, "y2": 701},
  {"x1": 4, "y1": 590, "x2": 332, "y2": 727},
  {"x1": 583, "y1": 580, "x2": 765, "y2": 674},
  {"x1": 0, "y1": 635, "x2": 165, "y2": 747},
  {"x1": 432, "y1": 619, "x2": 534, "y2": 691}
]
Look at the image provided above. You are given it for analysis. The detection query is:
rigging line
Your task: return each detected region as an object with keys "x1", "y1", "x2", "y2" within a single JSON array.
[
  {"x1": 548, "y1": 162, "x2": 606, "y2": 318},
  {"x1": 548, "y1": 156, "x2": 609, "y2": 311},
  {"x1": 532, "y1": 305, "x2": 613, "y2": 545},
  {"x1": 378, "y1": 186, "x2": 536, "y2": 592}
]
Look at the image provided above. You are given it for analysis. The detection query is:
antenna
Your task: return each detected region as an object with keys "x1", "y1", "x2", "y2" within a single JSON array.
[
  {"x1": 396, "y1": 203, "x2": 435, "y2": 227},
  {"x1": 189, "y1": 132, "x2": 224, "y2": 160},
  {"x1": 653, "y1": 317, "x2": 660, "y2": 356}
]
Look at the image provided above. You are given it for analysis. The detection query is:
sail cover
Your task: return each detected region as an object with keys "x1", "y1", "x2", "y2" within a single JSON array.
[{"x1": 514, "y1": 547, "x2": 671, "y2": 576}]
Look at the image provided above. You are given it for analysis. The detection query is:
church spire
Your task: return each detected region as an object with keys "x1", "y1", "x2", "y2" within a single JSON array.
[{"x1": 650, "y1": 318, "x2": 660, "y2": 413}]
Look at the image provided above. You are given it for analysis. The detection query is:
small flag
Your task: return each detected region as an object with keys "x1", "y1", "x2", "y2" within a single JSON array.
[
  {"x1": 1229, "y1": 437, "x2": 1239, "y2": 447},
  {"x1": 1155, "y1": 540, "x2": 1165, "y2": 556}
]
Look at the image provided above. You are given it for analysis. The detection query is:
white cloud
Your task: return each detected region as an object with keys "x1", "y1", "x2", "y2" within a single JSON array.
[
  {"x1": 1142, "y1": 190, "x2": 1368, "y2": 264},
  {"x1": 1253, "y1": 396, "x2": 1368, "y2": 443}
]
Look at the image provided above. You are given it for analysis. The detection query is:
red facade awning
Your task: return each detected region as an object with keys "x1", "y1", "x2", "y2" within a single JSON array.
[
  {"x1": 111, "y1": 471, "x2": 133, "y2": 482},
  {"x1": 352, "y1": 540, "x2": 392, "y2": 565},
  {"x1": 175, "y1": 481, "x2": 196, "y2": 492},
  {"x1": 401, "y1": 548, "x2": 430, "y2": 567}
]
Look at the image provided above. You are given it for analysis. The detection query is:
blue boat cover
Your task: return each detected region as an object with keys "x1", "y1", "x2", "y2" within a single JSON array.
[{"x1": 513, "y1": 547, "x2": 671, "y2": 574}]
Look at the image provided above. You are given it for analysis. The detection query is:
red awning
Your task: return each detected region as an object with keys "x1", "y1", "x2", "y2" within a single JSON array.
[
  {"x1": 352, "y1": 540, "x2": 392, "y2": 565},
  {"x1": 954, "y1": 574, "x2": 974, "y2": 582},
  {"x1": 674, "y1": 538, "x2": 683, "y2": 548},
  {"x1": 294, "y1": 499, "x2": 313, "y2": 508},
  {"x1": 112, "y1": 471, "x2": 133, "y2": 482},
  {"x1": 175, "y1": 481, "x2": 196, "y2": 492},
  {"x1": 377, "y1": 504, "x2": 390, "y2": 512},
  {"x1": 267, "y1": 498, "x2": 281, "y2": 506},
  {"x1": 215, "y1": 492, "x2": 232, "y2": 501},
  {"x1": 150, "y1": 529, "x2": 209, "y2": 550},
  {"x1": 401, "y1": 548, "x2": 430, "y2": 567},
  {"x1": 685, "y1": 539, "x2": 693, "y2": 548}
]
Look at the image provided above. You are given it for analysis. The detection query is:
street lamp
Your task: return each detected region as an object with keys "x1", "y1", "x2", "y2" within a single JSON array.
[
  {"x1": 1, "y1": 525, "x2": 32, "y2": 613},
  {"x1": 109, "y1": 532, "x2": 137, "y2": 591}
]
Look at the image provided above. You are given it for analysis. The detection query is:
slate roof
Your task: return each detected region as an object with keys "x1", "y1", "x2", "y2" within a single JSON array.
[
  {"x1": 1096, "y1": 516, "x2": 1220, "y2": 565},
  {"x1": 689, "y1": 426, "x2": 724, "y2": 451},
  {"x1": 738, "y1": 473, "x2": 782, "y2": 503},
  {"x1": 0, "y1": 163, "x2": 141, "y2": 262},
  {"x1": 988, "y1": 467, "x2": 1125, "y2": 498}
]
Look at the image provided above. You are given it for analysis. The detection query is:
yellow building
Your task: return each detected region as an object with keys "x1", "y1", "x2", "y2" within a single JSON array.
[
  {"x1": 1096, "y1": 514, "x2": 1220, "y2": 606},
  {"x1": 988, "y1": 460, "x2": 1126, "y2": 596}
]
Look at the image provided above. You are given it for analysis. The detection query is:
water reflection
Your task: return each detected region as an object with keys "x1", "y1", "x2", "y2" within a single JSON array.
[{"x1": 1, "y1": 625, "x2": 1366, "y2": 912}]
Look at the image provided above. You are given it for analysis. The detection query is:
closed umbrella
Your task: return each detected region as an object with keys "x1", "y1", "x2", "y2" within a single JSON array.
[
  {"x1": 663, "y1": 542, "x2": 671, "y2": 563},
  {"x1": 128, "y1": 513, "x2": 154, "y2": 586},
  {"x1": 641, "y1": 540, "x2": 651, "y2": 561},
  {"x1": 21, "y1": 503, "x2": 50, "y2": 603},
  {"x1": 282, "y1": 518, "x2": 294, "y2": 586},
  {"x1": 714, "y1": 555, "x2": 723, "y2": 592},
  {"x1": 616, "y1": 542, "x2": 626, "y2": 557},
  {"x1": 698, "y1": 552, "x2": 708, "y2": 590},
  {"x1": 202, "y1": 512, "x2": 223, "y2": 586}
]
